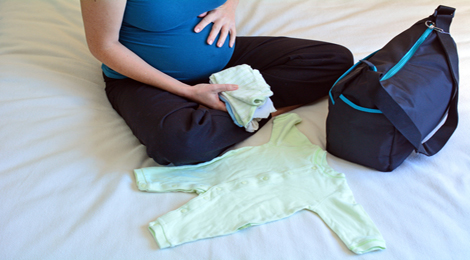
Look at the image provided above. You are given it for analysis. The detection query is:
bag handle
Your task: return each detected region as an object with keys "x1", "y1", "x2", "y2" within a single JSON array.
[
  {"x1": 328, "y1": 52, "x2": 377, "y2": 104},
  {"x1": 375, "y1": 5, "x2": 459, "y2": 155}
]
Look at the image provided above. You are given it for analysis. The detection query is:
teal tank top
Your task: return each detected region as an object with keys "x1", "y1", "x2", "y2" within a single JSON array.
[{"x1": 102, "y1": 0, "x2": 234, "y2": 83}]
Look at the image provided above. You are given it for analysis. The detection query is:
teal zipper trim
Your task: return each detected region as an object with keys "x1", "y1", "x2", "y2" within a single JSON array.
[
  {"x1": 329, "y1": 51, "x2": 377, "y2": 105},
  {"x1": 329, "y1": 61, "x2": 361, "y2": 105},
  {"x1": 330, "y1": 25, "x2": 433, "y2": 114},
  {"x1": 339, "y1": 94, "x2": 382, "y2": 114},
  {"x1": 381, "y1": 26, "x2": 433, "y2": 81}
]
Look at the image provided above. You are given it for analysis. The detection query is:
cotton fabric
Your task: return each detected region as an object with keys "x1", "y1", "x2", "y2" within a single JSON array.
[
  {"x1": 210, "y1": 64, "x2": 276, "y2": 132},
  {"x1": 134, "y1": 113, "x2": 386, "y2": 254}
]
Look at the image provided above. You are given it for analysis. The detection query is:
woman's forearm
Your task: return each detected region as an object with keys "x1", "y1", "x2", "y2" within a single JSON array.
[{"x1": 91, "y1": 40, "x2": 192, "y2": 97}]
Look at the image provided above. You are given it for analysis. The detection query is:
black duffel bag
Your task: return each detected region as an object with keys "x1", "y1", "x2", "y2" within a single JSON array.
[{"x1": 326, "y1": 5, "x2": 459, "y2": 172}]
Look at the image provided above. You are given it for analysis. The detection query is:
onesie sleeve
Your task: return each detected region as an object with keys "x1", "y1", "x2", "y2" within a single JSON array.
[
  {"x1": 269, "y1": 113, "x2": 313, "y2": 147},
  {"x1": 134, "y1": 164, "x2": 220, "y2": 194}
]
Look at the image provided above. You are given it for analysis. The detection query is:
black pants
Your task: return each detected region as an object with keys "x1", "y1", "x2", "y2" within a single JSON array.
[{"x1": 104, "y1": 36, "x2": 353, "y2": 165}]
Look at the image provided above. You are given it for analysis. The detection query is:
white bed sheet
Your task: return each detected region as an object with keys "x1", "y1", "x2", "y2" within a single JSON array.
[{"x1": 1, "y1": 0, "x2": 469, "y2": 259}]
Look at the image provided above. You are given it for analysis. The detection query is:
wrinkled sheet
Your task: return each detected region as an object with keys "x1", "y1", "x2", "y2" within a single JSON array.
[{"x1": 1, "y1": 0, "x2": 469, "y2": 259}]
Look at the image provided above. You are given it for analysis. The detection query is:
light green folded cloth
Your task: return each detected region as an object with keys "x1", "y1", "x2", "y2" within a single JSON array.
[{"x1": 210, "y1": 64, "x2": 274, "y2": 130}]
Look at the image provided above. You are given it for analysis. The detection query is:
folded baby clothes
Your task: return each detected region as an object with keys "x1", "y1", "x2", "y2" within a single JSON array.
[
  {"x1": 245, "y1": 98, "x2": 276, "y2": 132},
  {"x1": 209, "y1": 64, "x2": 276, "y2": 132}
]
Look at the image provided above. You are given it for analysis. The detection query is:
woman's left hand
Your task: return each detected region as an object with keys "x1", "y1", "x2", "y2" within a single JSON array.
[{"x1": 194, "y1": 0, "x2": 239, "y2": 48}]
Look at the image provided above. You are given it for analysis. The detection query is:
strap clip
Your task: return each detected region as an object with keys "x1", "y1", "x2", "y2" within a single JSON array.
[{"x1": 425, "y1": 20, "x2": 450, "y2": 34}]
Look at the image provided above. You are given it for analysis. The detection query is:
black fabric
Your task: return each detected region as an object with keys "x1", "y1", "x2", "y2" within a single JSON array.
[
  {"x1": 105, "y1": 36, "x2": 353, "y2": 165},
  {"x1": 326, "y1": 5, "x2": 459, "y2": 172}
]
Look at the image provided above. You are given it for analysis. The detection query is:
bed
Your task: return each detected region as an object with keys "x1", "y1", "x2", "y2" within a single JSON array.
[{"x1": 1, "y1": 0, "x2": 469, "y2": 259}]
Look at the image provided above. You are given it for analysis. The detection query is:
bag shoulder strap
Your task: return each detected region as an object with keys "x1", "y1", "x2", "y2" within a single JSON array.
[
  {"x1": 419, "y1": 5, "x2": 459, "y2": 155},
  {"x1": 376, "y1": 5, "x2": 459, "y2": 155}
]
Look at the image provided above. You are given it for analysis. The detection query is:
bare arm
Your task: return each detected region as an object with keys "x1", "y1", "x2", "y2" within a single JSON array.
[{"x1": 80, "y1": 0, "x2": 237, "y2": 111}]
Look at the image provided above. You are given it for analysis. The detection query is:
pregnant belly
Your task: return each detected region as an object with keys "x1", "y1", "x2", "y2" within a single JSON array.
[{"x1": 120, "y1": 20, "x2": 234, "y2": 83}]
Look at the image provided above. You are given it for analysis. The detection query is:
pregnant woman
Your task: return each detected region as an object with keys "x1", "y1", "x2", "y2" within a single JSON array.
[{"x1": 80, "y1": 0, "x2": 353, "y2": 166}]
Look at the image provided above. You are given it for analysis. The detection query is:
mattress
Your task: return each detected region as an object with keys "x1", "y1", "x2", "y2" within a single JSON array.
[{"x1": 1, "y1": 0, "x2": 469, "y2": 259}]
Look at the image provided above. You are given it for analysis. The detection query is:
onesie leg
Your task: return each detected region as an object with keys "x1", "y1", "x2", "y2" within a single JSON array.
[
  {"x1": 312, "y1": 187, "x2": 387, "y2": 254},
  {"x1": 147, "y1": 174, "x2": 309, "y2": 249}
]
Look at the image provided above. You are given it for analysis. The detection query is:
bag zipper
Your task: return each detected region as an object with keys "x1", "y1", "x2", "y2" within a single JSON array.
[
  {"x1": 330, "y1": 22, "x2": 436, "y2": 113},
  {"x1": 381, "y1": 25, "x2": 434, "y2": 81}
]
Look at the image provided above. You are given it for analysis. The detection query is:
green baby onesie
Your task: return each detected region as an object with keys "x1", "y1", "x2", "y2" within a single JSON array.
[{"x1": 134, "y1": 113, "x2": 386, "y2": 254}]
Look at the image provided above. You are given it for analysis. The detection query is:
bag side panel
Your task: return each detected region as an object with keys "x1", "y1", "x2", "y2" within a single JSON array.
[
  {"x1": 379, "y1": 31, "x2": 453, "y2": 141},
  {"x1": 327, "y1": 97, "x2": 396, "y2": 172},
  {"x1": 388, "y1": 128, "x2": 416, "y2": 170}
]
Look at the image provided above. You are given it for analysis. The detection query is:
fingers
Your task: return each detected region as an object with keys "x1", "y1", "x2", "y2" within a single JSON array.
[
  {"x1": 215, "y1": 26, "x2": 230, "y2": 48},
  {"x1": 194, "y1": 14, "x2": 211, "y2": 33},
  {"x1": 229, "y1": 27, "x2": 236, "y2": 48},
  {"x1": 211, "y1": 84, "x2": 238, "y2": 111},
  {"x1": 214, "y1": 101, "x2": 228, "y2": 112},
  {"x1": 193, "y1": 8, "x2": 237, "y2": 48},
  {"x1": 190, "y1": 84, "x2": 238, "y2": 112},
  {"x1": 207, "y1": 23, "x2": 223, "y2": 46},
  {"x1": 214, "y1": 84, "x2": 238, "y2": 92},
  {"x1": 207, "y1": 22, "x2": 236, "y2": 47},
  {"x1": 197, "y1": 12, "x2": 208, "y2": 18}
]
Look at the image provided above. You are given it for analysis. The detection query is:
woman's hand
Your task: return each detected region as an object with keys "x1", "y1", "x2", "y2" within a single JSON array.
[
  {"x1": 186, "y1": 83, "x2": 238, "y2": 111},
  {"x1": 194, "y1": 0, "x2": 239, "y2": 48}
]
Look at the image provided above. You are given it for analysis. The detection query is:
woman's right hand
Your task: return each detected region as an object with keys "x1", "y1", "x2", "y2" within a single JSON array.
[{"x1": 186, "y1": 83, "x2": 238, "y2": 112}]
